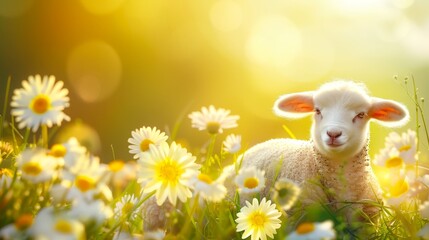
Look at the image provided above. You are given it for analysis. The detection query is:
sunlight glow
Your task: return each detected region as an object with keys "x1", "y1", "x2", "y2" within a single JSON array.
[
  {"x1": 80, "y1": 0, "x2": 125, "y2": 15},
  {"x1": 210, "y1": 0, "x2": 243, "y2": 32},
  {"x1": 246, "y1": 15, "x2": 302, "y2": 69},
  {"x1": 67, "y1": 40, "x2": 122, "y2": 103}
]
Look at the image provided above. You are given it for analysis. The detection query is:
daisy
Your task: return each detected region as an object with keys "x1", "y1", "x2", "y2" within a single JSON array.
[
  {"x1": 0, "y1": 168, "x2": 13, "y2": 189},
  {"x1": 235, "y1": 166, "x2": 266, "y2": 195},
  {"x1": 287, "y1": 220, "x2": 336, "y2": 240},
  {"x1": 128, "y1": 126, "x2": 168, "y2": 159},
  {"x1": 16, "y1": 148, "x2": 63, "y2": 183},
  {"x1": 69, "y1": 199, "x2": 113, "y2": 226},
  {"x1": 235, "y1": 198, "x2": 282, "y2": 240},
  {"x1": 385, "y1": 177, "x2": 411, "y2": 206},
  {"x1": 114, "y1": 194, "x2": 141, "y2": 221},
  {"x1": 62, "y1": 155, "x2": 112, "y2": 202},
  {"x1": 385, "y1": 129, "x2": 418, "y2": 164},
  {"x1": 11, "y1": 75, "x2": 70, "y2": 132},
  {"x1": 223, "y1": 134, "x2": 242, "y2": 154},
  {"x1": 107, "y1": 160, "x2": 137, "y2": 189},
  {"x1": 374, "y1": 146, "x2": 404, "y2": 169},
  {"x1": 188, "y1": 105, "x2": 239, "y2": 134},
  {"x1": 0, "y1": 213, "x2": 33, "y2": 239},
  {"x1": 271, "y1": 177, "x2": 301, "y2": 211},
  {"x1": 138, "y1": 142, "x2": 200, "y2": 206},
  {"x1": 30, "y1": 207, "x2": 85, "y2": 240},
  {"x1": 420, "y1": 201, "x2": 429, "y2": 219},
  {"x1": 419, "y1": 224, "x2": 429, "y2": 239},
  {"x1": 190, "y1": 173, "x2": 227, "y2": 202},
  {"x1": 49, "y1": 137, "x2": 87, "y2": 169}
]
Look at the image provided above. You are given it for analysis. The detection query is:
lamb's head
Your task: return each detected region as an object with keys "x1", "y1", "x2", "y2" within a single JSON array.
[{"x1": 274, "y1": 80, "x2": 409, "y2": 160}]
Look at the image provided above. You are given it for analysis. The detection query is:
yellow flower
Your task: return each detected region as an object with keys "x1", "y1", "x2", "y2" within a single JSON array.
[
  {"x1": 138, "y1": 142, "x2": 200, "y2": 206},
  {"x1": 16, "y1": 148, "x2": 62, "y2": 183},
  {"x1": 188, "y1": 105, "x2": 239, "y2": 134},
  {"x1": 114, "y1": 194, "x2": 141, "y2": 221},
  {"x1": 11, "y1": 75, "x2": 70, "y2": 132},
  {"x1": 190, "y1": 173, "x2": 227, "y2": 202},
  {"x1": 385, "y1": 129, "x2": 418, "y2": 164},
  {"x1": 235, "y1": 198, "x2": 282, "y2": 240}
]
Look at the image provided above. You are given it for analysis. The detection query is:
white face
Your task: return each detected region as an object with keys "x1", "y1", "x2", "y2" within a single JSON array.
[{"x1": 311, "y1": 93, "x2": 371, "y2": 160}]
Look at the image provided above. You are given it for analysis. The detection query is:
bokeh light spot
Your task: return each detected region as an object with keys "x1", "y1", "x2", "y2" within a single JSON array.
[
  {"x1": 0, "y1": 0, "x2": 34, "y2": 18},
  {"x1": 246, "y1": 15, "x2": 302, "y2": 69},
  {"x1": 210, "y1": 0, "x2": 243, "y2": 32},
  {"x1": 80, "y1": 0, "x2": 125, "y2": 15},
  {"x1": 67, "y1": 40, "x2": 122, "y2": 103}
]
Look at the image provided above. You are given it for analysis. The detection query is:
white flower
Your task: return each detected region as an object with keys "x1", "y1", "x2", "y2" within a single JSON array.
[
  {"x1": 0, "y1": 214, "x2": 33, "y2": 240},
  {"x1": 271, "y1": 178, "x2": 301, "y2": 211},
  {"x1": 30, "y1": 207, "x2": 85, "y2": 240},
  {"x1": 235, "y1": 198, "x2": 282, "y2": 240},
  {"x1": 16, "y1": 148, "x2": 62, "y2": 183},
  {"x1": 114, "y1": 194, "x2": 141, "y2": 221},
  {"x1": 107, "y1": 160, "x2": 137, "y2": 188},
  {"x1": 61, "y1": 155, "x2": 111, "y2": 202},
  {"x1": 69, "y1": 199, "x2": 113, "y2": 226},
  {"x1": 223, "y1": 134, "x2": 242, "y2": 154},
  {"x1": 190, "y1": 173, "x2": 227, "y2": 202},
  {"x1": 419, "y1": 224, "x2": 429, "y2": 240},
  {"x1": 235, "y1": 166, "x2": 266, "y2": 194},
  {"x1": 420, "y1": 201, "x2": 429, "y2": 219},
  {"x1": 188, "y1": 105, "x2": 239, "y2": 134},
  {"x1": 0, "y1": 168, "x2": 13, "y2": 189},
  {"x1": 128, "y1": 126, "x2": 168, "y2": 159},
  {"x1": 138, "y1": 142, "x2": 200, "y2": 206},
  {"x1": 385, "y1": 129, "x2": 418, "y2": 164},
  {"x1": 385, "y1": 177, "x2": 411, "y2": 206},
  {"x1": 49, "y1": 137, "x2": 87, "y2": 169},
  {"x1": 143, "y1": 229, "x2": 166, "y2": 240},
  {"x1": 11, "y1": 75, "x2": 70, "y2": 132},
  {"x1": 374, "y1": 146, "x2": 404, "y2": 169},
  {"x1": 287, "y1": 220, "x2": 336, "y2": 240}
]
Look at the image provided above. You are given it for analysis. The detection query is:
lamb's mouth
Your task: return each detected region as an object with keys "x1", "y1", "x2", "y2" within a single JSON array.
[{"x1": 326, "y1": 141, "x2": 344, "y2": 148}]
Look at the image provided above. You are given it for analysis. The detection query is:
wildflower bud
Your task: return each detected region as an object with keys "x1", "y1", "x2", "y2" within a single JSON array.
[
  {"x1": 393, "y1": 75, "x2": 398, "y2": 80},
  {"x1": 421, "y1": 98, "x2": 425, "y2": 103}
]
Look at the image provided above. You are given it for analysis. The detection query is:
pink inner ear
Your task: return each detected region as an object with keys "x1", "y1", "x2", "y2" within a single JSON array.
[
  {"x1": 370, "y1": 107, "x2": 402, "y2": 120},
  {"x1": 280, "y1": 100, "x2": 313, "y2": 112}
]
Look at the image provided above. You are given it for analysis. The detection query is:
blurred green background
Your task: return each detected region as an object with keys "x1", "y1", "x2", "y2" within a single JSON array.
[{"x1": 0, "y1": 0, "x2": 428, "y2": 162}]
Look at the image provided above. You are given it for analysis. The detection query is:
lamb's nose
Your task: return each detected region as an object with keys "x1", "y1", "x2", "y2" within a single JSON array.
[{"x1": 327, "y1": 130, "x2": 342, "y2": 139}]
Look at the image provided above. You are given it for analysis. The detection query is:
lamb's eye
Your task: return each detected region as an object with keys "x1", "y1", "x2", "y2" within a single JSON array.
[
  {"x1": 315, "y1": 108, "x2": 321, "y2": 115},
  {"x1": 356, "y1": 112, "x2": 366, "y2": 119}
]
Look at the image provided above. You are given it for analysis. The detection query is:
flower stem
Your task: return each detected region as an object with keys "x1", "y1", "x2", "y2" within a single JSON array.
[
  {"x1": 0, "y1": 76, "x2": 11, "y2": 138},
  {"x1": 41, "y1": 124, "x2": 48, "y2": 148}
]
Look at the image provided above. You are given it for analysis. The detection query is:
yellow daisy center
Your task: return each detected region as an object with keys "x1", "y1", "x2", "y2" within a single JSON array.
[
  {"x1": 206, "y1": 122, "x2": 220, "y2": 134},
  {"x1": 390, "y1": 179, "x2": 410, "y2": 197},
  {"x1": 0, "y1": 168, "x2": 13, "y2": 177},
  {"x1": 22, "y1": 161, "x2": 42, "y2": 176},
  {"x1": 385, "y1": 156, "x2": 404, "y2": 168},
  {"x1": 296, "y1": 222, "x2": 315, "y2": 235},
  {"x1": 156, "y1": 158, "x2": 183, "y2": 185},
  {"x1": 122, "y1": 202, "x2": 134, "y2": 215},
  {"x1": 75, "y1": 175, "x2": 96, "y2": 192},
  {"x1": 140, "y1": 139, "x2": 154, "y2": 152},
  {"x1": 198, "y1": 173, "x2": 213, "y2": 184},
  {"x1": 244, "y1": 177, "x2": 259, "y2": 189},
  {"x1": 14, "y1": 214, "x2": 33, "y2": 230},
  {"x1": 249, "y1": 212, "x2": 267, "y2": 227},
  {"x1": 49, "y1": 144, "x2": 67, "y2": 158},
  {"x1": 55, "y1": 219, "x2": 73, "y2": 234},
  {"x1": 399, "y1": 145, "x2": 411, "y2": 152},
  {"x1": 30, "y1": 95, "x2": 51, "y2": 114},
  {"x1": 109, "y1": 160, "x2": 125, "y2": 172}
]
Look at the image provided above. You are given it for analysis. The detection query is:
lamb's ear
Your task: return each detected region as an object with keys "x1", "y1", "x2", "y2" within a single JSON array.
[
  {"x1": 273, "y1": 91, "x2": 315, "y2": 119},
  {"x1": 369, "y1": 97, "x2": 409, "y2": 127}
]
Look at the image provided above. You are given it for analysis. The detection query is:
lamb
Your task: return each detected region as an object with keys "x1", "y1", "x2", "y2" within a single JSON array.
[{"x1": 237, "y1": 80, "x2": 409, "y2": 218}]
